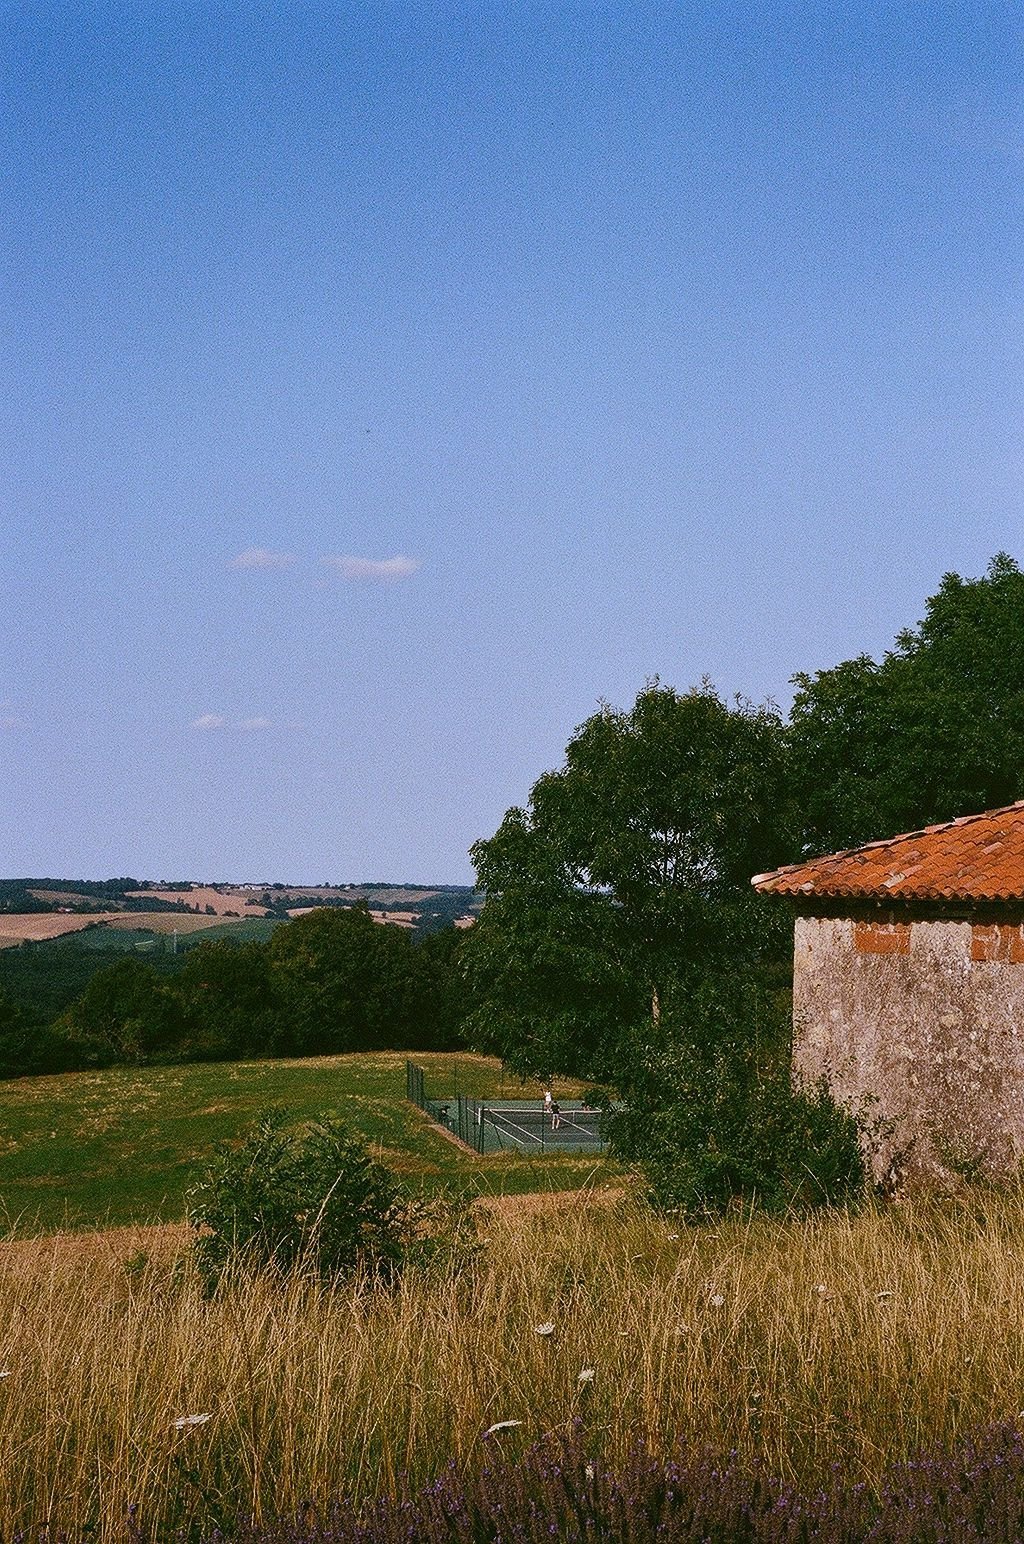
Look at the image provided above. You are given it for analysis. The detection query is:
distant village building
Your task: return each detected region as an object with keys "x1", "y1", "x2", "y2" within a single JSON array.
[{"x1": 752, "y1": 803, "x2": 1024, "y2": 1190}]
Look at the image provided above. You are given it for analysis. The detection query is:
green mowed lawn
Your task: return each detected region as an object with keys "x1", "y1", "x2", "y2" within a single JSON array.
[{"x1": 0, "y1": 1053, "x2": 619, "y2": 1233}]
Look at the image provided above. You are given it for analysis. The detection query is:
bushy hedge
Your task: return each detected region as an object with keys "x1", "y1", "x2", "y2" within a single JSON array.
[
  {"x1": 188, "y1": 1111, "x2": 442, "y2": 1287},
  {"x1": 611, "y1": 1059, "x2": 864, "y2": 1217},
  {"x1": 606, "y1": 982, "x2": 865, "y2": 1217}
]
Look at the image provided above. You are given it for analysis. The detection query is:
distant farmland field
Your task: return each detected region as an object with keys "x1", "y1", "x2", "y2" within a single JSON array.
[
  {"x1": 0, "y1": 911, "x2": 275, "y2": 949},
  {"x1": 126, "y1": 886, "x2": 269, "y2": 916},
  {"x1": 67, "y1": 916, "x2": 285, "y2": 950},
  {"x1": 100, "y1": 911, "x2": 249, "y2": 934},
  {"x1": 155, "y1": 915, "x2": 284, "y2": 945},
  {"x1": 0, "y1": 915, "x2": 103, "y2": 948}
]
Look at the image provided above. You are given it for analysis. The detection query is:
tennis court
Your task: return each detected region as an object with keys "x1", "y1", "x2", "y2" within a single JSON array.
[
  {"x1": 475, "y1": 1102, "x2": 604, "y2": 1153},
  {"x1": 406, "y1": 1063, "x2": 607, "y2": 1154}
]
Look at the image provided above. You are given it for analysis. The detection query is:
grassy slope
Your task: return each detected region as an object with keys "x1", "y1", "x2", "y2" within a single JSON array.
[{"x1": 0, "y1": 1053, "x2": 618, "y2": 1233}]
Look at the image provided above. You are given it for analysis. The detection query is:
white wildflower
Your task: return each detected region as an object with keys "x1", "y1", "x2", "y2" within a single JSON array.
[
  {"x1": 584, "y1": 1462, "x2": 596, "y2": 1481},
  {"x1": 709, "y1": 1293, "x2": 726, "y2": 1309},
  {"x1": 578, "y1": 1367, "x2": 596, "y2": 1385},
  {"x1": 485, "y1": 1420, "x2": 523, "y2": 1435},
  {"x1": 172, "y1": 1413, "x2": 213, "y2": 1430},
  {"x1": 534, "y1": 1322, "x2": 555, "y2": 1337},
  {"x1": 667, "y1": 1234, "x2": 680, "y2": 1241},
  {"x1": 814, "y1": 1284, "x2": 827, "y2": 1296}
]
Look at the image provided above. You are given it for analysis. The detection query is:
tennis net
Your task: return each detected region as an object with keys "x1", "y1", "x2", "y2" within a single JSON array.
[{"x1": 478, "y1": 1105, "x2": 605, "y2": 1151}]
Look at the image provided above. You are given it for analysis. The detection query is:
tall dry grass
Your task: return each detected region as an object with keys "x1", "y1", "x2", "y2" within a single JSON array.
[{"x1": 2, "y1": 1191, "x2": 1024, "y2": 1535}]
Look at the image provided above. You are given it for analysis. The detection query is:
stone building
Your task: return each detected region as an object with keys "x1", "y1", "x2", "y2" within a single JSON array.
[{"x1": 751, "y1": 802, "x2": 1024, "y2": 1189}]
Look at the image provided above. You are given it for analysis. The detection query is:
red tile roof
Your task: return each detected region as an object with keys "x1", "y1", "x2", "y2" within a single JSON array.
[{"x1": 751, "y1": 802, "x2": 1024, "y2": 903}]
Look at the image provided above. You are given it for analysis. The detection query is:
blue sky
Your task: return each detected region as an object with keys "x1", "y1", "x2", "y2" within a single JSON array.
[{"x1": 2, "y1": 3, "x2": 1022, "y2": 882}]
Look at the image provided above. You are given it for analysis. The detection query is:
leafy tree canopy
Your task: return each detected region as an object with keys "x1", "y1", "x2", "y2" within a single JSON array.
[
  {"x1": 468, "y1": 682, "x2": 791, "y2": 1079},
  {"x1": 58, "y1": 957, "x2": 184, "y2": 1066},
  {"x1": 267, "y1": 903, "x2": 425, "y2": 1056},
  {"x1": 790, "y1": 553, "x2": 1024, "y2": 853}
]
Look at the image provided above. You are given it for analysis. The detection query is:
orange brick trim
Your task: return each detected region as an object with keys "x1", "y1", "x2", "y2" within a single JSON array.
[
  {"x1": 971, "y1": 923, "x2": 1024, "y2": 963},
  {"x1": 854, "y1": 921, "x2": 911, "y2": 955}
]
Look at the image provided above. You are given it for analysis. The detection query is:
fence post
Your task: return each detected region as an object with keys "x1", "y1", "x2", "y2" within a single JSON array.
[{"x1": 406, "y1": 1061, "x2": 426, "y2": 1110}]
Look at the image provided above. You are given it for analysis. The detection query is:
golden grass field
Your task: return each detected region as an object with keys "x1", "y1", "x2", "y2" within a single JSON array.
[{"x1": 4, "y1": 1188, "x2": 1024, "y2": 1537}]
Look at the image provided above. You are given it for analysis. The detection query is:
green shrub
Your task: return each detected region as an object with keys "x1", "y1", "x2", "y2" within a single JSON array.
[
  {"x1": 188, "y1": 1110, "x2": 429, "y2": 1286},
  {"x1": 0, "y1": 988, "x2": 77, "y2": 1077},
  {"x1": 606, "y1": 982, "x2": 865, "y2": 1217},
  {"x1": 616, "y1": 1060, "x2": 865, "y2": 1216}
]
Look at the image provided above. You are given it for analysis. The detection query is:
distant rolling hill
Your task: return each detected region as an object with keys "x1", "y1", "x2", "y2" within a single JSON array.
[{"x1": 0, "y1": 878, "x2": 483, "y2": 942}]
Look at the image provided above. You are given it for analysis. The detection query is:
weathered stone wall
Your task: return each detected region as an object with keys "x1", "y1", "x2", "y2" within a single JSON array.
[{"x1": 793, "y1": 915, "x2": 1024, "y2": 1188}]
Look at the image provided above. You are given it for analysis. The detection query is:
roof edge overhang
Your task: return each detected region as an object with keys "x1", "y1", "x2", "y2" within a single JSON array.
[{"x1": 750, "y1": 799, "x2": 1024, "y2": 906}]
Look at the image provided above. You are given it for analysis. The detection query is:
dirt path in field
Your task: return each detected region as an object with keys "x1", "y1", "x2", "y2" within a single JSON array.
[{"x1": 0, "y1": 1221, "x2": 191, "y2": 1274}]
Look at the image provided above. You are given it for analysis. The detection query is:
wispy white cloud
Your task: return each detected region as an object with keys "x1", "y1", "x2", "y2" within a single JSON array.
[
  {"x1": 229, "y1": 547, "x2": 296, "y2": 571},
  {"x1": 191, "y1": 713, "x2": 287, "y2": 733},
  {"x1": 322, "y1": 554, "x2": 422, "y2": 582}
]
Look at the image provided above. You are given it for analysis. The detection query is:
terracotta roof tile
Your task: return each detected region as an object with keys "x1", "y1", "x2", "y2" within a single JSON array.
[{"x1": 751, "y1": 802, "x2": 1024, "y2": 902}]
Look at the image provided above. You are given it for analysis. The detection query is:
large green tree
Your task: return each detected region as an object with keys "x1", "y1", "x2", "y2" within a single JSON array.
[
  {"x1": 266, "y1": 903, "x2": 424, "y2": 1055},
  {"x1": 57, "y1": 957, "x2": 185, "y2": 1066},
  {"x1": 468, "y1": 682, "x2": 792, "y2": 1080},
  {"x1": 790, "y1": 553, "x2": 1024, "y2": 853},
  {"x1": 176, "y1": 939, "x2": 277, "y2": 1061},
  {"x1": 0, "y1": 987, "x2": 75, "y2": 1077}
]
